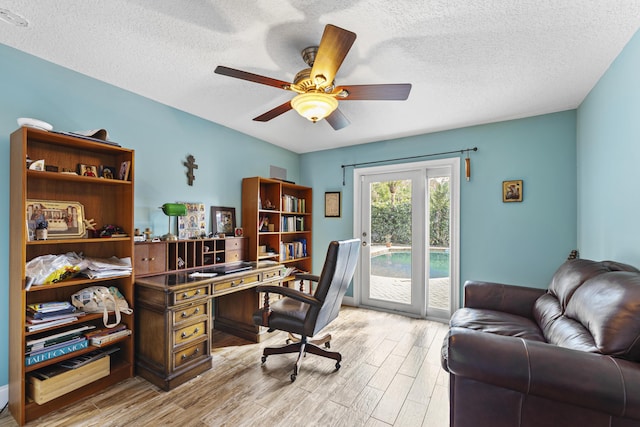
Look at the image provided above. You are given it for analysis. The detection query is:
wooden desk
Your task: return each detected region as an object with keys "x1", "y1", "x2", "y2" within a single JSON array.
[{"x1": 135, "y1": 264, "x2": 282, "y2": 390}]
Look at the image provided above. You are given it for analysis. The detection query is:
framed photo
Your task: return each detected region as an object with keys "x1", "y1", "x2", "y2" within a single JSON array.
[
  {"x1": 234, "y1": 227, "x2": 243, "y2": 237},
  {"x1": 211, "y1": 206, "x2": 236, "y2": 236},
  {"x1": 99, "y1": 165, "x2": 117, "y2": 179},
  {"x1": 78, "y1": 164, "x2": 98, "y2": 177},
  {"x1": 325, "y1": 191, "x2": 341, "y2": 217},
  {"x1": 177, "y1": 202, "x2": 206, "y2": 239},
  {"x1": 503, "y1": 180, "x2": 523, "y2": 202},
  {"x1": 119, "y1": 161, "x2": 131, "y2": 181},
  {"x1": 26, "y1": 199, "x2": 86, "y2": 239}
]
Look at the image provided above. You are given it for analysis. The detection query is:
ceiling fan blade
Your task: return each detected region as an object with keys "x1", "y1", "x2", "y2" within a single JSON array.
[
  {"x1": 215, "y1": 66, "x2": 291, "y2": 90},
  {"x1": 325, "y1": 108, "x2": 351, "y2": 130},
  {"x1": 336, "y1": 84, "x2": 412, "y2": 101},
  {"x1": 253, "y1": 101, "x2": 293, "y2": 122},
  {"x1": 310, "y1": 24, "x2": 356, "y2": 87}
]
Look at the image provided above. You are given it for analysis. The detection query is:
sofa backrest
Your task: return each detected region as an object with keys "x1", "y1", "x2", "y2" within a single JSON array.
[{"x1": 534, "y1": 259, "x2": 640, "y2": 361}]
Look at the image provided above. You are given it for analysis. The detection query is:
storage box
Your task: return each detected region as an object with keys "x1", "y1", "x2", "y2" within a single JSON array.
[{"x1": 28, "y1": 356, "x2": 110, "y2": 404}]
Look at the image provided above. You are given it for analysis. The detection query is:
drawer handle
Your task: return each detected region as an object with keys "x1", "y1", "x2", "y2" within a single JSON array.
[
  {"x1": 141, "y1": 257, "x2": 156, "y2": 261},
  {"x1": 181, "y1": 307, "x2": 200, "y2": 318},
  {"x1": 231, "y1": 279, "x2": 244, "y2": 287},
  {"x1": 181, "y1": 289, "x2": 201, "y2": 299},
  {"x1": 181, "y1": 327, "x2": 200, "y2": 339},
  {"x1": 181, "y1": 347, "x2": 200, "y2": 360}
]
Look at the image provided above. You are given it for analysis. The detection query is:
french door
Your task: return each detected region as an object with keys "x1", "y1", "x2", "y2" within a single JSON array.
[{"x1": 353, "y1": 159, "x2": 459, "y2": 320}]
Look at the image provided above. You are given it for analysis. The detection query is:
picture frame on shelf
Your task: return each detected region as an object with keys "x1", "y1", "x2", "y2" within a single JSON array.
[
  {"x1": 503, "y1": 180, "x2": 523, "y2": 202},
  {"x1": 324, "y1": 191, "x2": 341, "y2": 217},
  {"x1": 211, "y1": 206, "x2": 236, "y2": 236},
  {"x1": 177, "y1": 202, "x2": 206, "y2": 239},
  {"x1": 99, "y1": 165, "x2": 117, "y2": 179},
  {"x1": 234, "y1": 227, "x2": 243, "y2": 237},
  {"x1": 119, "y1": 160, "x2": 131, "y2": 181},
  {"x1": 26, "y1": 199, "x2": 86, "y2": 239},
  {"x1": 78, "y1": 164, "x2": 98, "y2": 177}
]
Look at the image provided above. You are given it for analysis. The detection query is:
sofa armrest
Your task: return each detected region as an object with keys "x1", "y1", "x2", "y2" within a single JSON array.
[
  {"x1": 463, "y1": 280, "x2": 546, "y2": 318},
  {"x1": 445, "y1": 327, "x2": 640, "y2": 420}
]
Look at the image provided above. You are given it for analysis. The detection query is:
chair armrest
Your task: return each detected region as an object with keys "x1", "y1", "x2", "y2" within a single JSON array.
[
  {"x1": 445, "y1": 327, "x2": 640, "y2": 420},
  {"x1": 294, "y1": 273, "x2": 320, "y2": 283},
  {"x1": 463, "y1": 280, "x2": 546, "y2": 319},
  {"x1": 255, "y1": 284, "x2": 322, "y2": 307}
]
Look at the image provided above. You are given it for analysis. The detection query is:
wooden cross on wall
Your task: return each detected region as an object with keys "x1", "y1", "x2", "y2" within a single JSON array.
[{"x1": 184, "y1": 154, "x2": 198, "y2": 186}]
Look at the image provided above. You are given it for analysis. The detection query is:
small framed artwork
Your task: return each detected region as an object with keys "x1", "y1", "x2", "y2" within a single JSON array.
[
  {"x1": 325, "y1": 191, "x2": 341, "y2": 217},
  {"x1": 26, "y1": 199, "x2": 86, "y2": 239},
  {"x1": 178, "y1": 202, "x2": 206, "y2": 239},
  {"x1": 211, "y1": 206, "x2": 236, "y2": 236},
  {"x1": 119, "y1": 161, "x2": 131, "y2": 181},
  {"x1": 234, "y1": 227, "x2": 243, "y2": 237},
  {"x1": 78, "y1": 164, "x2": 98, "y2": 177},
  {"x1": 503, "y1": 180, "x2": 523, "y2": 202},
  {"x1": 99, "y1": 165, "x2": 117, "y2": 179}
]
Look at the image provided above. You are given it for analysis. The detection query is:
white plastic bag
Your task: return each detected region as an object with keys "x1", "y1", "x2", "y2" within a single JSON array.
[{"x1": 25, "y1": 252, "x2": 87, "y2": 285}]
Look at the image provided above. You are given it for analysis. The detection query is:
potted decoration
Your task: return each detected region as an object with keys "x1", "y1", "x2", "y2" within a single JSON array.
[{"x1": 35, "y1": 217, "x2": 48, "y2": 240}]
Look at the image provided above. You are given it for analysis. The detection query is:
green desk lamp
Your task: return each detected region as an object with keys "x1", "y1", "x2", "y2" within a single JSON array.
[{"x1": 161, "y1": 203, "x2": 187, "y2": 241}]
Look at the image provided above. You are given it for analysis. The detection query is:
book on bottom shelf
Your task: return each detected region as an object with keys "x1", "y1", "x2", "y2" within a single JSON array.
[{"x1": 25, "y1": 339, "x2": 88, "y2": 366}]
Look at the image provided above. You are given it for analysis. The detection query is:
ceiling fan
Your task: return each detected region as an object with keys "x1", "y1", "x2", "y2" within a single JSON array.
[{"x1": 214, "y1": 24, "x2": 412, "y2": 130}]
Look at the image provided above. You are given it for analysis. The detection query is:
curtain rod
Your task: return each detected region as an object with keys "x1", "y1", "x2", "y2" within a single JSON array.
[{"x1": 340, "y1": 147, "x2": 478, "y2": 185}]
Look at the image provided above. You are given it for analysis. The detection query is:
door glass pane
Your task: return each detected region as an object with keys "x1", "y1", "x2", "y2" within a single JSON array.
[
  {"x1": 428, "y1": 176, "x2": 450, "y2": 310},
  {"x1": 369, "y1": 179, "x2": 412, "y2": 305}
]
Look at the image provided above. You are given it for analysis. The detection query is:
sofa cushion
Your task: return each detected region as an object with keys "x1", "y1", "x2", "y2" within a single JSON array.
[
  {"x1": 547, "y1": 259, "x2": 613, "y2": 310},
  {"x1": 564, "y1": 271, "x2": 640, "y2": 361},
  {"x1": 450, "y1": 307, "x2": 546, "y2": 342}
]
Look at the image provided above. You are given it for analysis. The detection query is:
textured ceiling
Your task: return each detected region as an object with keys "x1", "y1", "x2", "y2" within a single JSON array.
[{"x1": 1, "y1": 1, "x2": 640, "y2": 153}]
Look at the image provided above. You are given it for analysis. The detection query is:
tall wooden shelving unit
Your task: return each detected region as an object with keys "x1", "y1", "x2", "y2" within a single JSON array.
[
  {"x1": 9, "y1": 127, "x2": 135, "y2": 425},
  {"x1": 242, "y1": 177, "x2": 312, "y2": 278}
]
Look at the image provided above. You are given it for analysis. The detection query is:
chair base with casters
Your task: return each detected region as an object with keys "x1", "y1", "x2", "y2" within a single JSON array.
[
  {"x1": 261, "y1": 333, "x2": 341, "y2": 382},
  {"x1": 252, "y1": 239, "x2": 360, "y2": 382}
]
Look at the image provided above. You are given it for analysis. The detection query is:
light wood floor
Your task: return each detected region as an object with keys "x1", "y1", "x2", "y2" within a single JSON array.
[{"x1": 0, "y1": 307, "x2": 450, "y2": 427}]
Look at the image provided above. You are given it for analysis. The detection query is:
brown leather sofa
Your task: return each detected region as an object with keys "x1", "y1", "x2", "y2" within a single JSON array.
[{"x1": 441, "y1": 259, "x2": 640, "y2": 427}]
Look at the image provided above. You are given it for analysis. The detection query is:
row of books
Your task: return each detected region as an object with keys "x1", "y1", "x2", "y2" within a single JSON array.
[
  {"x1": 281, "y1": 216, "x2": 306, "y2": 232},
  {"x1": 26, "y1": 301, "x2": 85, "y2": 332},
  {"x1": 25, "y1": 325, "x2": 95, "y2": 366},
  {"x1": 280, "y1": 239, "x2": 308, "y2": 261},
  {"x1": 25, "y1": 322, "x2": 132, "y2": 366},
  {"x1": 85, "y1": 324, "x2": 132, "y2": 347},
  {"x1": 282, "y1": 194, "x2": 306, "y2": 213}
]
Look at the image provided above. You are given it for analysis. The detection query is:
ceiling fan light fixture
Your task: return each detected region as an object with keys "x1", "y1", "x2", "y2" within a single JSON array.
[{"x1": 291, "y1": 92, "x2": 338, "y2": 123}]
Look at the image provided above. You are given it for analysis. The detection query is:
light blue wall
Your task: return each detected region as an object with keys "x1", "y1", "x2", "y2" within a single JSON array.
[
  {"x1": 577, "y1": 28, "x2": 640, "y2": 265},
  {"x1": 301, "y1": 111, "x2": 578, "y2": 294},
  {"x1": 0, "y1": 44, "x2": 299, "y2": 390}
]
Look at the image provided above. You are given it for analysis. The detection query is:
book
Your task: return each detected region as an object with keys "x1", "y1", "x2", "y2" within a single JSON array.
[
  {"x1": 83, "y1": 324, "x2": 126, "y2": 340},
  {"x1": 26, "y1": 325, "x2": 94, "y2": 347},
  {"x1": 90, "y1": 329, "x2": 131, "y2": 347},
  {"x1": 25, "y1": 339, "x2": 88, "y2": 366},
  {"x1": 59, "y1": 347, "x2": 119, "y2": 369},
  {"x1": 27, "y1": 301, "x2": 73, "y2": 312},
  {"x1": 26, "y1": 317, "x2": 77, "y2": 332},
  {"x1": 27, "y1": 337, "x2": 85, "y2": 356},
  {"x1": 27, "y1": 306, "x2": 76, "y2": 320}
]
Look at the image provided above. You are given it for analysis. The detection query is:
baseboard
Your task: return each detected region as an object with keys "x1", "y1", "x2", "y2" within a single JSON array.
[{"x1": 0, "y1": 383, "x2": 8, "y2": 411}]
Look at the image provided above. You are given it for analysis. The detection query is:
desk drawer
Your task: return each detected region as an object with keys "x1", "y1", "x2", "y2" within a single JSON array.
[
  {"x1": 173, "y1": 302, "x2": 208, "y2": 325},
  {"x1": 172, "y1": 285, "x2": 210, "y2": 305},
  {"x1": 174, "y1": 321, "x2": 206, "y2": 347},
  {"x1": 173, "y1": 341, "x2": 208, "y2": 370},
  {"x1": 214, "y1": 273, "x2": 260, "y2": 294},
  {"x1": 225, "y1": 250, "x2": 243, "y2": 263},
  {"x1": 263, "y1": 269, "x2": 281, "y2": 281}
]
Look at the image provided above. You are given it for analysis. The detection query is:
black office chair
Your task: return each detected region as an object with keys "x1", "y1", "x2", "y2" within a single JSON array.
[{"x1": 252, "y1": 239, "x2": 360, "y2": 382}]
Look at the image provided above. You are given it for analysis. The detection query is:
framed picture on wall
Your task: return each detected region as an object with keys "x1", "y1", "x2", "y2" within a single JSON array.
[
  {"x1": 211, "y1": 206, "x2": 236, "y2": 236},
  {"x1": 502, "y1": 180, "x2": 523, "y2": 202},
  {"x1": 325, "y1": 191, "x2": 341, "y2": 217}
]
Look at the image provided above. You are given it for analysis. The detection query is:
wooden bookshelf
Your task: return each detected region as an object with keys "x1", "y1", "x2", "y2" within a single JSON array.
[
  {"x1": 241, "y1": 177, "x2": 312, "y2": 278},
  {"x1": 9, "y1": 127, "x2": 135, "y2": 425}
]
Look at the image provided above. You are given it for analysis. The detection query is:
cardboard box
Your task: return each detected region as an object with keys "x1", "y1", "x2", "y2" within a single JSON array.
[{"x1": 28, "y1": 356, "x2": 110, "y2": 404}]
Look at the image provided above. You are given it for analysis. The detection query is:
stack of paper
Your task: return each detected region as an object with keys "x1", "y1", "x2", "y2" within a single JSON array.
[{"x1": 80, "y1": 256, "x2": 132, "y2": 279}]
